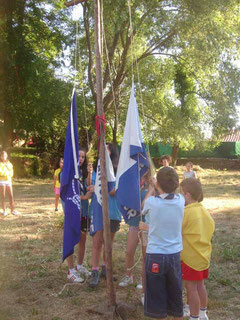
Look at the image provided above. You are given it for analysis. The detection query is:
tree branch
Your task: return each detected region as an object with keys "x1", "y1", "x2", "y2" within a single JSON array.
[{"x1": 65, "y1": 0, "x2": 87, "y2": 8}]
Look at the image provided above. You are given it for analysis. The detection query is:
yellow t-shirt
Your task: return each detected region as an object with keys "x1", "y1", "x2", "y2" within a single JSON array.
[
  {"x1": 0, "y1": 161, "x2": 13, "y2": 182},
  {"x1": 181, "y1": 202, "x2": 215, "y2": 271},
  {"x1": 54, "y1": 168, "x2": 61, "y2": 188}
]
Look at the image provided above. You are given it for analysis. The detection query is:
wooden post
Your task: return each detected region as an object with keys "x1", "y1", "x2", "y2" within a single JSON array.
[
  {"x1": 94, "y1": 0, "x2": 116, "y2": 307},
  {"x1": 64, "y1": 0, "x2": 116, "y2": 308}
]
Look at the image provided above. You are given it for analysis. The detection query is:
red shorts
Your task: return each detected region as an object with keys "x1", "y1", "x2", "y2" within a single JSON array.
[{"x1": 181, "y1": 261, "x2": 209, "y2": 281}]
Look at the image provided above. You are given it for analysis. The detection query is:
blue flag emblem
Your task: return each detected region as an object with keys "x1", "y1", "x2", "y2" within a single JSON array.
[
  {"x1": 60, "y1": 89, "x2": 81, "y2": 261},
  {"x1": 116, "y1": 83, "x2": 149, "y2": 223}
]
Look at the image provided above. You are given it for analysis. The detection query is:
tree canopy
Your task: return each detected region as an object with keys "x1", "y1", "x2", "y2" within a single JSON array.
[{"x1": 0, "y1": 0, "x2": 239, "y2": 159}]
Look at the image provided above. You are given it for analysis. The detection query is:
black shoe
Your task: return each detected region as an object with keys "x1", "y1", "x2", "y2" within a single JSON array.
[
  {"x1": 89, "y1": 270, "x2": 99, "y2": 288},
  {"x1": 100, "y1": 265, "x2": 106, "y2": 279},
  {"x1": 100, "y1": 265, "x2": 118, "y2": 281}
]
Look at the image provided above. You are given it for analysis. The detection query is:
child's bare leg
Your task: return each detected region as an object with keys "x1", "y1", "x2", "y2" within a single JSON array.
[
  {"x1": 0, "y1": 185, "x2": 6, "y2": 211},
  {"x1": 67, "y1": 254, "x2": 74, "y2": 269},
  {"x1": 77, "y1": 231, "x2": 87, "y2": 265},
  {"x1": 185, "y1": 280, "x2": 200, "y2": 316},
  {"x1": 7, "y1": 185, "x2": 14, "y2": 212},
  {"x1": 91, "y1": 230, "x2": 103, "y2": 268},
  {"x1": 55, "y1": 194, "x2": 60, "y2": 209},
  {"x1": 125, "y1": 228, "x2": 139, "y2": 277},
  {"x1": 197, "y1": 280, "x2": 208, "y2": 308}
]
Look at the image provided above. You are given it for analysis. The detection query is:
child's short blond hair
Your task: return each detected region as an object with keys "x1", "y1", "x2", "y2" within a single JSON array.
[{"x1": 180, "y1": 178, "x2": 203, "y2": 202}]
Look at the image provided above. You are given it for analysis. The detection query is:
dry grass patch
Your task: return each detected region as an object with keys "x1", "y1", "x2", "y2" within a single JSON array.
[{"x1": 0, "y1": 170, "x2": 240, "y2": 319}]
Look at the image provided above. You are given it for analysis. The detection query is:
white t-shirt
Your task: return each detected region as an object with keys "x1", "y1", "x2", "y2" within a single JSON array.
[{"x1": 143, "y1": 194, "x2": 185, "y2": 254}]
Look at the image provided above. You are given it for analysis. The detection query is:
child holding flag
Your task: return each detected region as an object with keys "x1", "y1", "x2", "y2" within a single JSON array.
[
  {"x1": 180, "y1": 178, "x2": 214, "y2": 320},
  {"x1": 139, "y1": 167, "x2": 185, "y2": 319},
  {"x1": 65, "y1": 148, "x2": 94, "y2": 282}
]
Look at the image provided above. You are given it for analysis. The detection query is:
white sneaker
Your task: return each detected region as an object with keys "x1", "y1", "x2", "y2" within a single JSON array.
[
  {"x1": 3, "y1": 210, "x2": 8, "y2": 216},
  {"x1": 136, "y1": 281, "x2": 143, "y2": 290},
  {"x1": 67, "y1": 270, "x2": 84, "y2": 283},
  {"x1": 76, "y1": 265, "x2": 91, "y2": 278},
  {"x1": 183, "y1": 304, "x2": 190, "y2": 317},
  {"x1": 12, "y1": 210, "x2": 20, "y2": 216},
  {"x1": 200, "y1": 316, "x2": 209, "y2": 320},
  {"x1": 141, "y1": 293, "x2": 144, "y2": 306},
  {"x1": 118, "y1": 275, "x2": 133, "y2": 287}
]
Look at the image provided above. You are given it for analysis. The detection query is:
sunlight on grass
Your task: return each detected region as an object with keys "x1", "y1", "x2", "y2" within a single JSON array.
[{"x1": 0, "y1": 170, "x2": 240, "y2": 319}]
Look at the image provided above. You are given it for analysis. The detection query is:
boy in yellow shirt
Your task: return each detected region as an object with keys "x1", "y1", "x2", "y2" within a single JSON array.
[{"x1": 180, "y1": 178, "x2": 215, "y2": 320}]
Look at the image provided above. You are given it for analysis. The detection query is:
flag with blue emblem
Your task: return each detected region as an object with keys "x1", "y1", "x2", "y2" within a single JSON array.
[
  {"x1": 60, "y1": 88, "x2": 81, "y2": 262},
  {"x1": 116, "y1": 82, "x2": 149, "y2": 223},
  {"x1": 90, "y1": 144, "x2": 115, "y2": 236}
]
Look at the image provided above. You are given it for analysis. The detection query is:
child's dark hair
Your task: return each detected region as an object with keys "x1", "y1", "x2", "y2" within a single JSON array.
[
  {"x1": 160, "y1": 154, "x2": 172, "y2": 164},
  {"x1": 157, "y1": 167, "x2": 179, "y2": 193},
  {"x1": 79, "y1": 147, "x2": 88, "y2": 180},
  {"x1": 180, "y1": 178, "x2": 203, "y2": 202},
  {"x1": 55, "y1": 157, "x2": 63, "y2": 170},
  {"x1": 107, "y1": 143, "x2": 119, "y2": 174}
]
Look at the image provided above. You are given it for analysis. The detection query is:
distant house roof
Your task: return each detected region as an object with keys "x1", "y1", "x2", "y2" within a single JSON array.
[{"x1": 221, "y1": 130, "x2": 240, "y2": 142}]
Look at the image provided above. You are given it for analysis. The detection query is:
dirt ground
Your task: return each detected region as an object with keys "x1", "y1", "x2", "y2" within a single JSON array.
[{"x1": 0, "y1": 169, "x2": 240, "y2": 320}]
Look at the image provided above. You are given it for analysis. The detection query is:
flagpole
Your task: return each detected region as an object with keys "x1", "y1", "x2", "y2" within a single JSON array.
[{"x1": 94, "y1": 0, "x2": 116, "y2": 307}]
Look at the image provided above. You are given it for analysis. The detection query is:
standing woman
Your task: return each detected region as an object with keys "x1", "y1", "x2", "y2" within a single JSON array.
[{"x1": 0, "y1": 151, "x2": 19, "y2": 216}]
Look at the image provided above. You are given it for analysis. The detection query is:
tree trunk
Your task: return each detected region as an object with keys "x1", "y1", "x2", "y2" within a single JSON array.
[
  {"x1": 171, "y1": 144, "x2": 179, "y2": 167},
  {"x1": 94, "y1": 0, "x2": 116, "y2": 307}
]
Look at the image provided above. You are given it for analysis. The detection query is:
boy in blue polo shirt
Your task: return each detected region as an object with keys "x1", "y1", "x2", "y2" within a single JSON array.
[{"x1": 140, "y1": 167, "x2": 185, "y2": 319}]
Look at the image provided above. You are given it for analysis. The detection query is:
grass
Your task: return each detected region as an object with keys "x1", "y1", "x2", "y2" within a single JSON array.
[{"x1": 0, "y1": 169, "x2": 240, "y2": 319}]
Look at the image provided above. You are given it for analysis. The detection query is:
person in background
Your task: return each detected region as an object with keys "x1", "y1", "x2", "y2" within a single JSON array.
[
  {"x1": 0, "y1": 151, "x2": 19, "y2": 216},
  {"x1": 184, "y1": 161, "x2": 197, "y2": 179},
  {"x1": 53, "y1": 157, "x2": 64, "y2": 212},
  {"x1": 160, "y1": 154, "x2": 172, "y2": 168}
]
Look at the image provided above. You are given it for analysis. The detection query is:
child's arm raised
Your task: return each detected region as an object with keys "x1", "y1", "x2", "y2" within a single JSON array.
[{"x1": 86, "y1": 163, "x2": 93, "y2": 186}]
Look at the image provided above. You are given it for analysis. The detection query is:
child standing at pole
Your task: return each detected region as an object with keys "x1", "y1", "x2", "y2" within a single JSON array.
[
  {"x1": 118, "y1": 170, "x2": 150, "y2": 290},
  {"x1": 0, "y1": 151, "x2": 19, "y2": 216},
  {"x1": 139, "y1": 167, "x2": 184, "y2": 319},
  {"x1": 89, "y1": 143, "x2": 122, "y2": 287},
  {"x1": 180, "y1": 178, "x2": 214, "y2": 320},
  {"x1": 65, "y1": 148, "x2": 94, "y2": 283},
  {"x1": 53, "y1": 157, "x2": 64, "y2": 212}
]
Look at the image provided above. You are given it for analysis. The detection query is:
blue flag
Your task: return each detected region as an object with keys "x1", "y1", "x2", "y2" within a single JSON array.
[
  {"x1": 90, "y1": 144, "x2": 115, "y2": 236},
  {"x1": 60, "y1": 89, "x2": 81, "y2": 262},
  {"x1": 116, "y1": 83, "x2": 149, "y2": 223}
]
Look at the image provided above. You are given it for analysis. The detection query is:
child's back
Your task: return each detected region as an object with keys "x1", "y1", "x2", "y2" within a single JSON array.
[
  {"x1": 142, "y1": 167, "x2": 185, "y2": 319},
  {"x1": 145, "y1": 194, "x2": 185, "y2": 254},
  {"x1": 181, "y1": 201, "x2": 214, "y2": 271}
]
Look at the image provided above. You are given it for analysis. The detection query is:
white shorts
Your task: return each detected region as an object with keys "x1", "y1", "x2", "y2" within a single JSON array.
[{"x1": 0, "y1": 181, "x2": 12, "y2": 187}]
